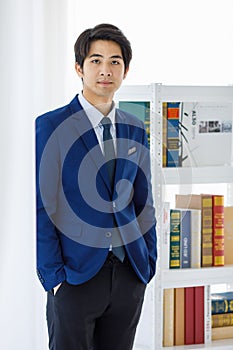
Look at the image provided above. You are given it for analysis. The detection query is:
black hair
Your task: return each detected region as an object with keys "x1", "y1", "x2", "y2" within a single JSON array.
[{"x1": 74, "y1": 23, "x2": 132, "y2": 73}]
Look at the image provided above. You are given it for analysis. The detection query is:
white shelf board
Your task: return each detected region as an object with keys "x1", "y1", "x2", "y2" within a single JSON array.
[
  {"x1": 160, "y1": 84, "x2": 233, "y2": 103},
  {"x1": 134, "y1": 339, "x2": 233, "y2": 350},
  {"x1": 161, "y1": 265, "x2": 233, "y2": 289},
  {"x1": 162, "y1": 166, "x2": 233, "y2": 185},
  {"x1": 162, "y1": 338, "x2": 233, "y2": 350},
  {"x1": 115, "y1": 84, "x2": 152, "y2": 101}
]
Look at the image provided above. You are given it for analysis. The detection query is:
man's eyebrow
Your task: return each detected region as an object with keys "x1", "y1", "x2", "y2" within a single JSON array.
[
  {"x1": 111, "y1": 55, "x2": 123, "y2": 60},
  {"x1": 89, "y1": 53, "x2": 123, "y2": 59}
]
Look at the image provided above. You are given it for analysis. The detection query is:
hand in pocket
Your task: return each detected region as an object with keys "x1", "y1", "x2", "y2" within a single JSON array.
[{"x1": 53, "y1": 283, "x2": 62, "y2": 295}]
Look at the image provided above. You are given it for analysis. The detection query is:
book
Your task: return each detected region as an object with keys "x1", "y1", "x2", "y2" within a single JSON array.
[
  {"x1": 162, "y1": 102, "x2": 168, "y2": 167},
  {"x1": 180, "y1": 209, "x2": 191, "y2": 268},
  {"x1": 211, "y1": 292, "x2": 233, "y2": 314},
  {"x1": 212, "y1": 326, "x2": 233, "y2": 340},
  {"x1": 194, "y1": 286, "x2": 204, "y2": 344},
  {"x1": 180, "y1": 101, "x2": 232, "y2": 167},
  {"x1": 212, "y1": 313, "x2": 233, "y2": 327},
  {"x1": 185, "y1": 287, "x2": 195, "y2": 345},
  {"x1": 176, "y1": 193, "x2": 202, "y2": 210},
  {"x1": 169, "y1": 209, "x2": 181, "y2": 269},
  {"x1": 166, "y1": 102, "x2": 180, "y2": 167},
  {"x1": 118, "y1": 101, "x2": 150, "y2": 146},
  {"x1": 190, "y1": 209, "x2": 202, "y2": 268},
  {"x1": 201, "y1": 194, "x2": 213, "y2": 267},
  {"x1": 175, "y1": 194, "x2": 213, "y2": 267},
  {"x1": 163, "y1": 288, "x2": 174, "y2": 346},
  {"x1": 212, "y1": 195, "x2": 224, "y2": 266},
  {"x1": 174, "y1": 288, "x2": 185, "y2": 345},
  {"x1": 224, "y1": 206, "x2": 233, "y2": 265}
]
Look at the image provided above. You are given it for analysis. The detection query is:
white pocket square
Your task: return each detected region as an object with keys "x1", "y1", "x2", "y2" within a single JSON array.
[{"x1": 128, "y1": 146, "x2": 137, "y2": 155}]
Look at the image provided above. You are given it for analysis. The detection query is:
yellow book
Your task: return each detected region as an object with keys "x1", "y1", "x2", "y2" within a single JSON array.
[{"x1": 163, "y1": 288, "x2": 174, "y2": 346}]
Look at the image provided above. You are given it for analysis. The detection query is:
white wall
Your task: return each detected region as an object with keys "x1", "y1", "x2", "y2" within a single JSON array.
[
  {"x1": 0, "y1": 1, "x2": 45, "y2": 349},
  {"x1": 1, "y1": 0, "x2": 233, "y2": 349}
]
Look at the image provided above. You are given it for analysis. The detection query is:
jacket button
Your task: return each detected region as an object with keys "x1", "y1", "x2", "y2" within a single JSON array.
[{"x1": 105, "y1": 232, "x2": 112, "y2": 238}]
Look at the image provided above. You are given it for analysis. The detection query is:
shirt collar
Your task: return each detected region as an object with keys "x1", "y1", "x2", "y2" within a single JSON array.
[{"x1": 78, "y1": 92, "x2": 116, "y2": 129}]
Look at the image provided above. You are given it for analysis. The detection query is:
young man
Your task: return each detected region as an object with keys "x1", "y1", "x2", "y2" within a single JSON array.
[{"x1": 36, "y1": 23, "x2": 157, "y2": 350}]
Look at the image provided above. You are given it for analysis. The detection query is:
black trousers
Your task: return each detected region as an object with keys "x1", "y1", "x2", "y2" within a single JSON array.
[{"x1": 46, "y1": 253, "x2": 146, "y2": 350}]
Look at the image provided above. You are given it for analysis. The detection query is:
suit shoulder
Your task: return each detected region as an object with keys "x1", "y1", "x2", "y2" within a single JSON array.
[
  {"x1": 36, "y1": 95, "x2": 81, "y2": 128},
  {"x1": 36, "y1": 103, "x2": 70, "y2": 127}
]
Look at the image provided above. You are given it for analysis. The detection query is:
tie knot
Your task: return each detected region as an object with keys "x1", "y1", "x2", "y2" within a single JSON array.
[{"x1": 101, "y1": 117, "x2": 112, "y2": 130}]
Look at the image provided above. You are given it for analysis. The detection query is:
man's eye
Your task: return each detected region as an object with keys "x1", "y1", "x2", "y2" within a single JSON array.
[
  {"x1": 91, "y1": 59, "x2": 100, "y2": 64},
  {"x1": 111, "y1": 60, "x2": 120, "y2": 65}
]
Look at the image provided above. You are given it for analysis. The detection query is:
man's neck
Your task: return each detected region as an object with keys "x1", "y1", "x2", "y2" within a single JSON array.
[{"x1": 82, "y1": 92, "x2": 114, "y2": 116}]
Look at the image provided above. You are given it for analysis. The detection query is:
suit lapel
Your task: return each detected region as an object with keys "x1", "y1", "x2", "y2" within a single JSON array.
[
  {"x1": 69, "y1": 96, "x2": 131, "y2": 194},
  {"x1": 71, "y1": 104, "x2": 111, "y2": 192}
]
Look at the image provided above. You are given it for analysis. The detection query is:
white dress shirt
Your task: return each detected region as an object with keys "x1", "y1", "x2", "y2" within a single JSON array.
[{"x1": 78, "y1": 93, "x2": 117, "y2": 155}]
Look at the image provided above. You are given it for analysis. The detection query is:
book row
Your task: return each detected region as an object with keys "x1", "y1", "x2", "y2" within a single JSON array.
[
  {"x1": 169, "y1": 193, "x2": 226, "y2": 269},
  {"x1": 162, "y1": 101, "x2": 232, "y2": 168},
  {"x1": 118, "y1": 99, "x2": 232, "y2": 167},
  {"x1": 163, "y1": 286, "x2": 205, "y2": 346},
  {"x1": 163, "y1": 287, "x2": 233, "y2": 347}
]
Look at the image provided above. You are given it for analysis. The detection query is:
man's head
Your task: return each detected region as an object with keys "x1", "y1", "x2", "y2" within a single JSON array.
[{"x1": 74, "y1": 23, "x2": 132, "y2": 74}]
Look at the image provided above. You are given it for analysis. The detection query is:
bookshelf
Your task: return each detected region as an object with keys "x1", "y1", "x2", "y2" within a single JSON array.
[{"x1": 115, "y1": 83, "x2": 233, "y2": 350}]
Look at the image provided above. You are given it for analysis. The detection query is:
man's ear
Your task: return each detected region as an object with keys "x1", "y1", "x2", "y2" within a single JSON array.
[
  {"x1": 75, "y1": 63, "x2": 83, "y2": 78},
  {"x1": 123, "y1": 67, "x2": 129, "y2": 79}
]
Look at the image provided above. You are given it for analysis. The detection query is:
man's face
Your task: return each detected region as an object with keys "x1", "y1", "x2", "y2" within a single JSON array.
[{"x1": 75, "y1": 40, "x2": 128, "y2": 104}]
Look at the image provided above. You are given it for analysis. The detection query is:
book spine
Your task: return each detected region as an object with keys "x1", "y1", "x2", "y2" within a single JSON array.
[
  {"x1": 185, "y1": 287, "x2": 195, "y2": 345},
  {"x1": 144, "y1": 102, "x2": 151, "y2": 148},
  {"x1": 201, "y1": 195, "x2": 213, "y2": 267},
  {"x1": 204, "y1": 285, "x2": 212, "y2": 344},
  {"x1": 162, "y1": 102, "x2": 167, "y2": 167},
  {"x1": 163, "y1": 288, "x2": 174, "y2": 346},
  {"x1": 212, "y1": 298, "x2": 233, "y2": 314},
  {"x1": 174, "y1": 288, "x2": 185, "y2": 345},
  {"x1": 166, "y1": 102, "x2": 180, "y2": 167},
  {"x1": 190, "y1": 209, "x2": 201, "y2": 268},
  {"x1": 212, "y1": 195, "x2": 224, "y2": 266},
  {"x1": 169, "y1": 209, "x2": 181, "y2": 269},
  {"x1": 212, "y1": 326, "x2": 233, "y2": 340},
  {"x1": 180, "y1": 210, "x2": 191, "y2": 268},
  {"x1": 224, "y1": 206, "x2": 233, "y2": 265},
  {"x1": 194, "y1": 286, "x2": 204, "y2": 344},
  {"x1": 212, "y1": 313, "x2": 233, "y2": 327}
]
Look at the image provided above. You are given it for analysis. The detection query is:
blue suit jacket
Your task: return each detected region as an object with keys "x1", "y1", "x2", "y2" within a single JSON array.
[{"x1": 36, "y1": 95, "x2": 157, "y2": 291}]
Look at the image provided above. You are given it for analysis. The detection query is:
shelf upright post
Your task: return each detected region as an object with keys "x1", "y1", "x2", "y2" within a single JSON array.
[{"x1": 150, "y1": 83, "x2": 164, "y2": 349}]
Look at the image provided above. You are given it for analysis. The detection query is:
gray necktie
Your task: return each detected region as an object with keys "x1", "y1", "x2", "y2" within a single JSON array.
[{"x1": 101, "y1": 117, "x2": 125, "y2": 262}]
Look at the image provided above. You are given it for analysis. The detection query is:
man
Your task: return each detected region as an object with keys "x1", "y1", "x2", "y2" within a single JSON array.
[{"x1": 36, "y1": 23, "x2": 157, "y2": 350}]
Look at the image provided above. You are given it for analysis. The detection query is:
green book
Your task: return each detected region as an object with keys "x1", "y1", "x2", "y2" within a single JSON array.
[{"x1": 119, "y1": 101, "x2": 150, "y2": 147}]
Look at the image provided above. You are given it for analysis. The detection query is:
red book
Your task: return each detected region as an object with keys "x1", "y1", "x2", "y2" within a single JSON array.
[
  {"x1": 194, "y1": 286, "x2": 204, "y2": 344},
  {"x1": 212, "y1": 195, "x2": 224, "y2": 266},
  {"x1": 185, "y1": 287, "x2": 195, "y2": 345}
]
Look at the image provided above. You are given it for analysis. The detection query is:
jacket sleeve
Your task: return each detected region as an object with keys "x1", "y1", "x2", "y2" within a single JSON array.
[
  {"x1": 36, "y1": 115, "x2": 66, "y2": 291},
  {"x1": 133, "y1": 122, "x2": 157, "y2": 281}
]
